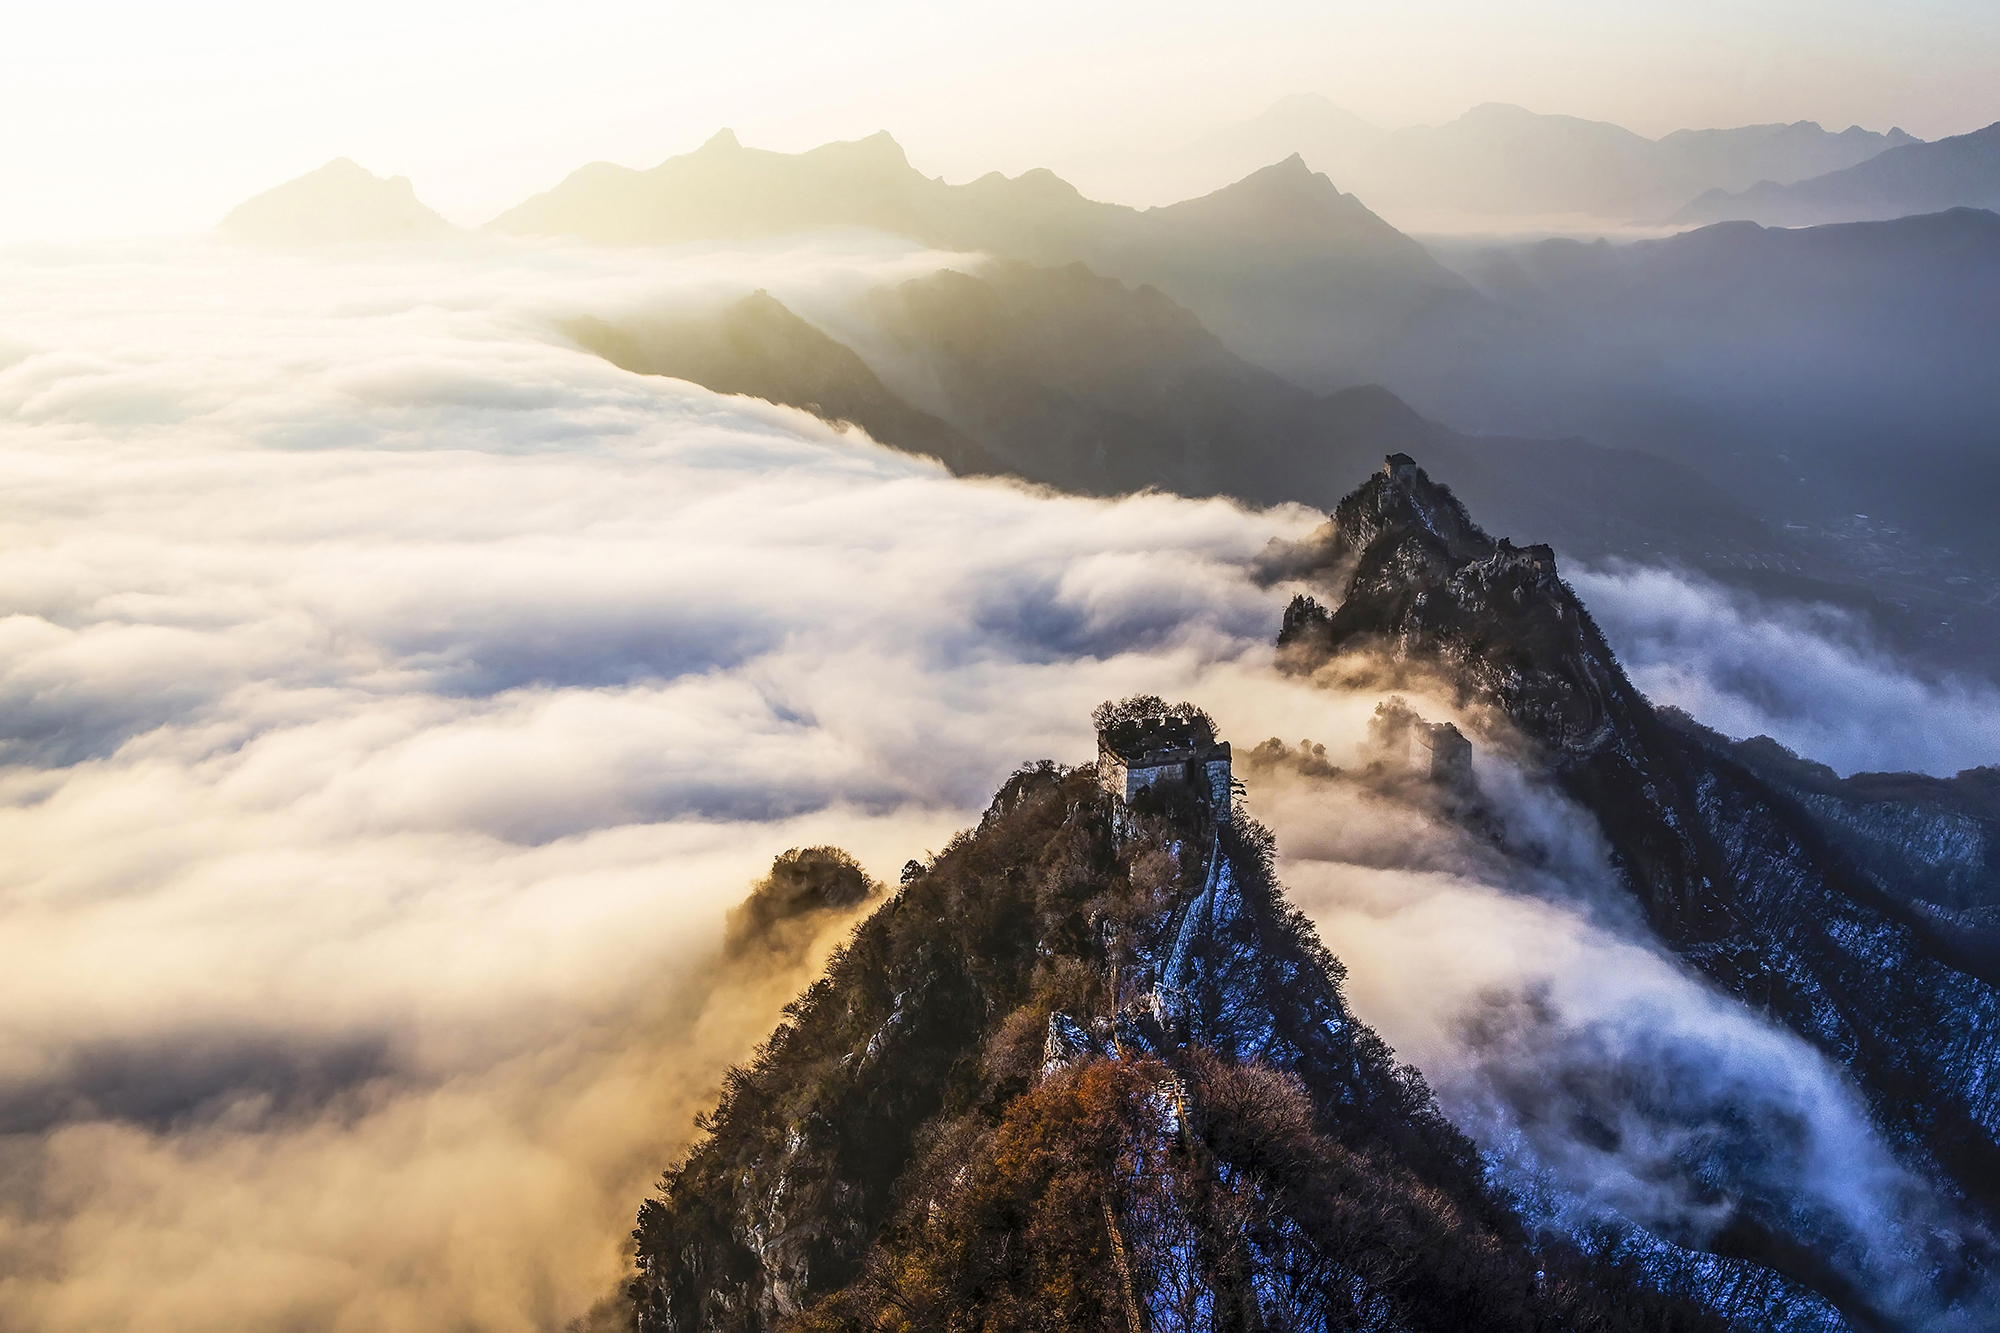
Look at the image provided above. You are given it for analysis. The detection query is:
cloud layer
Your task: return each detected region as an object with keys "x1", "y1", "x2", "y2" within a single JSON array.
[
  {"x1": 1570, "y1": 562, "x2": 2000, "y2": 777},
  {"x1": 0, "y1": 234, "x2": 1322, "y2": 1331},
  {"x1": 2, "y1": 231, "x2": 1985, "y2": 1331},
  {"x1": 1248, "y1": 721, "x2": 1975, "y2": 1327}
]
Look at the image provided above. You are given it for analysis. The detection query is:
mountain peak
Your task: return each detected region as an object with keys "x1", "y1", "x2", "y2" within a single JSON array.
[
  {"x1": 1210, "y1": 152, "x2": 1332, "y2": 198},
  {"x1": 1461, "y1": 101, "x2": 1537, "y2": 120},
  {"x1": 1273, "y1": 461, "x2": 2000, "y2": 1329},
  {"x1": 1340, "y1": 453, "x2": 1496, "y2": 565},
  {"x1": 627, "y1": 709, "x2": 1744, "y2": 1329},
  {"x1": 1281, "y1": 455, "x2": 1626, "y2": 756},
  {"x1": 699, "y1": 127, "x2": 741, "y2": 152},
  {"x1": 217, "y1": 158, "x2": 457, "y2": 245},
  {"x1": 811, "y1": 128, "x2": 911, "y2": 171}
]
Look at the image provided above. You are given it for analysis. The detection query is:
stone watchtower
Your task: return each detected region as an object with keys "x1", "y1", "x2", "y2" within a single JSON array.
[
  {"x1": 1383, "y1": 452, "x2": 1420, "y2": 486},
  {"x1": 1094, "y1": 697, "x2": 1232, "y2": 821},
  {"x1": 1368, "y1": 696, "x2": 1474, "y2": 790}
]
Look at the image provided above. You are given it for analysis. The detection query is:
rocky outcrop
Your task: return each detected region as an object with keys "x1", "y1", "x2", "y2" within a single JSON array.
[
  {"x1": 1280, "y1": 457, "x2": 2000, "y2": 1327},
  {"x1": 628, "y1": 749, "x2": 1731, "y2": 1332}
]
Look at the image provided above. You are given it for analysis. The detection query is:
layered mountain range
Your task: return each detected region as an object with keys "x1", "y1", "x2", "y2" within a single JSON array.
[
  {"x1": 1084, "y1": 96, "x2": 1922, "y2": 223},
  {"x1": 498, "y1": 128, "x2": 1465, "y2": 395},
  {"x1": 1673, "y1": 122, "x2": 2000, "y2": 227},
  {"x1": 570, "y1": 238, "x2": 1999, "y2": 670},
  {"x1": 570, "y1": 263, "x2": 1765, "y2": 568},
  {"x1": 616, "y1": 461, "x2": 2000, "y2": 1331},
  {"x1": 494, "y1": 131, "x2": 2000, "y2": 605},
  {"x1": 224, "y1": 131, "x2": 2000, "y2": 682}
]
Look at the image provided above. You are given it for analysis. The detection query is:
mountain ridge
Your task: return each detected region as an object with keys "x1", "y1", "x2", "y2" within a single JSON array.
[
  {"x1": 626, "y1": 752, "x2": 1744, "y2": 1331},
  {"x1": 1672, "y1": 122, "x2": 2000, "y2": 226},
  {"x1": 493, "y1": 128, "x2": 1469, "y2": 393},
  {"x1": 217, "y1": 157, "x2": 459, "y2": 244},
  {"x1": 1075, "y1": 95, "x2": 1920, "y2": 221},
  {"x1": 1277, "y1": 458, "x2": 2000, "y2": 1329},
  {"x1": 609, "y1": 461, "x2": 2000, "y2": 1332}
]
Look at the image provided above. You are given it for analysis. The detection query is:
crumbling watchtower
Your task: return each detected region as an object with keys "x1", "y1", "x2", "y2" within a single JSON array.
[
  {"x1": 1094, "y1": 696, "x2": 1232, "y2": 821},
  {"x1": 1369, "y1": 697, "x2": 1474, "y2": 790}
]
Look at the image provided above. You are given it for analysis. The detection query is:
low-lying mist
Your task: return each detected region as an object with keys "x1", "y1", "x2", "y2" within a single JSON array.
[
  {"x1": 1245, "y1": 705, "x2": 1985, "y2": 1328},
  {"x1": 0, "y1": 232, "x2": 1984, "y2": 1330},
  {"x1": 1571, "y1": 562, "x2": 2000, "y2": 777},
  {"x1": 0, "y1": 235, "x2": 1322, "y2": 1331}
]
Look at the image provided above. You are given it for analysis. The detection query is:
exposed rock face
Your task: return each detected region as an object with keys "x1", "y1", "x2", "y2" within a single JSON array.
[
  {"x1": 1280, "y1": 457, "x2": 2000, "y2": 1327},
  {"x1": 723, "y1": 846, "x2": 879, "y2": 962},
  {"x1": 627, "y1": 755, "x2": 1733, "y2": 1333}
]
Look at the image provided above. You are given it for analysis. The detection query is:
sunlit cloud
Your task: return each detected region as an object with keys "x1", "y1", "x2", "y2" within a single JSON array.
[{"x1": 0, "y1": 234, "x2": 1320, "y2": 1330}]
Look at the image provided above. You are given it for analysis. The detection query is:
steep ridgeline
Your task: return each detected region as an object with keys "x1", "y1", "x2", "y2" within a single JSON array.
[
  {"x1": 1676, "y1": 728, "x2": 2000, "y2": 990},
  {"x1": 1279, "y1": 457, "x2": 2000, "y2": 1328},
  {"x1": 576, "y1": 262, "x2": 1773, "y2": 569},
  {"x1": 1116, "y1": 96, "x2": 1919, "y2": 225},
  {"x1": 495, "y1": 128, "x2": 1469, "y2": 391},
  {"x1": 1672, "y1": 122, "x2": 2000, "y2": 227},
  {"x1": 628, "y1": 702, "x2": 1730, "y2": 1332}
]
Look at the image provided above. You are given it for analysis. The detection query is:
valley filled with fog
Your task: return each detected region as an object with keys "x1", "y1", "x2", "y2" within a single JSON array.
[
  {"x1": 2, "y1": 231, "x2": 1994, "y2": 1329},
  {"x1": 4, "y1": 4, "x2": 2000, "y2": 1322}
]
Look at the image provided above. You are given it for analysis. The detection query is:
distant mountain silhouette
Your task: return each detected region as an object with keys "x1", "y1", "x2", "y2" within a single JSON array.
[
  {"x1": 568, "y1": 292, "x2": 991, "y2": 475},
  {"x1": 1387, "y1": 209, "x2": 2000, "y2": 556},
  {"x1": 514, "y1": 131, "x2": 1994, "y2": 663},
  {"x1": 1078, "y1": 96, "x2": 1917, "y2": 222},
  {"x1": 1672, "y1": 121, "x2": 2000, "y2": 226},
  {"x1": 218, "y1": 158, "x2": 458, "y2": 244},
  {"x1": 494, "y1": 129, "x2": 1469, "y2": 392},
  {"x1": 576, "y1": 259, "x2": 1770, "y2": 567}
]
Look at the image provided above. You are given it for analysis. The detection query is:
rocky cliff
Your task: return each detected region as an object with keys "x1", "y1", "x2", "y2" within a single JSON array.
[
  {"x1": 1279, "y1": 457, "x2": 2000, "y2": 1328},
  {"x1": 627, "y1": 747, "x2": 1732, "y2": 1331}
]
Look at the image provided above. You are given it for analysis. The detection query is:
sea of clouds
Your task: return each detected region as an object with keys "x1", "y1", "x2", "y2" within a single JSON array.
[
  {"x1": 0, "y1": 233, "x2": 1349, "y2": 1331},
  {"x1": 1254, "y1": 740, "x2": 1966, "y2": 1328},
  {"x1": 1, "y1": 232, "x2": 1992, "y2": 1331},
  {"x1": 1571, "y1": 563, "x2": 2000, "y2": 778}
]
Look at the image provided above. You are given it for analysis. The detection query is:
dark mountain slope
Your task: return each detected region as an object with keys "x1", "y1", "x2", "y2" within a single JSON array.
[
  {"x1": 869, "y1": 261, "x2": 1771, "y2": 560},
  {"x1": 629, "y1": 751, "x2": 1733, "y2": 1331},
  {"x1": 580, "y1": 260, "x2": 1773, "y2": 568},
  {"x1": 857, "y1": 260, "x2": 1298, "y2": 496},
  {"x1": 1673, "y1": 122, "x2": 2000, "y2": 226},
  {"x1": 568, "y1": 293, "x2": 991, "y2": 475},
  {"x1": 1400, "y1": 207, "x2": 2000, "y2": 633},
  {"x1": 1278, "y1": 458, "x2": 2000, "y2": 1324},
  {"x1": 494, "y1": 129, "x2": 1469, "y2": 392},
  {"x1": 1688, "y1": 729, "x2": 2000, "y2": 986}
]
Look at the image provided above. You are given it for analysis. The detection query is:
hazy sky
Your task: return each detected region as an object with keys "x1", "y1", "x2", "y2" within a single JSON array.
[{"x1": 4, "y1": 0, "x2": 1998, "y2": 238}]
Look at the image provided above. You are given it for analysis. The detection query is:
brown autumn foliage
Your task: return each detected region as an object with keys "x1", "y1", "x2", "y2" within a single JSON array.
[{"x1": 631, "y1": 758, "x2": 1733, "y2": 1333}]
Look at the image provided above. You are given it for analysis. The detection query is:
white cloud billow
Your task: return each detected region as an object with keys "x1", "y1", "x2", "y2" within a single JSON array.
[
  {"x1": 1, "y1": 229, "x2": 1981, "y2": 1330},
  {"x1": 0, "y1": 233, "x2": 1319, "y2": 1330},
  {"x1": 1571, "y1": 562, "x2": 2000, "y2": 777}
]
